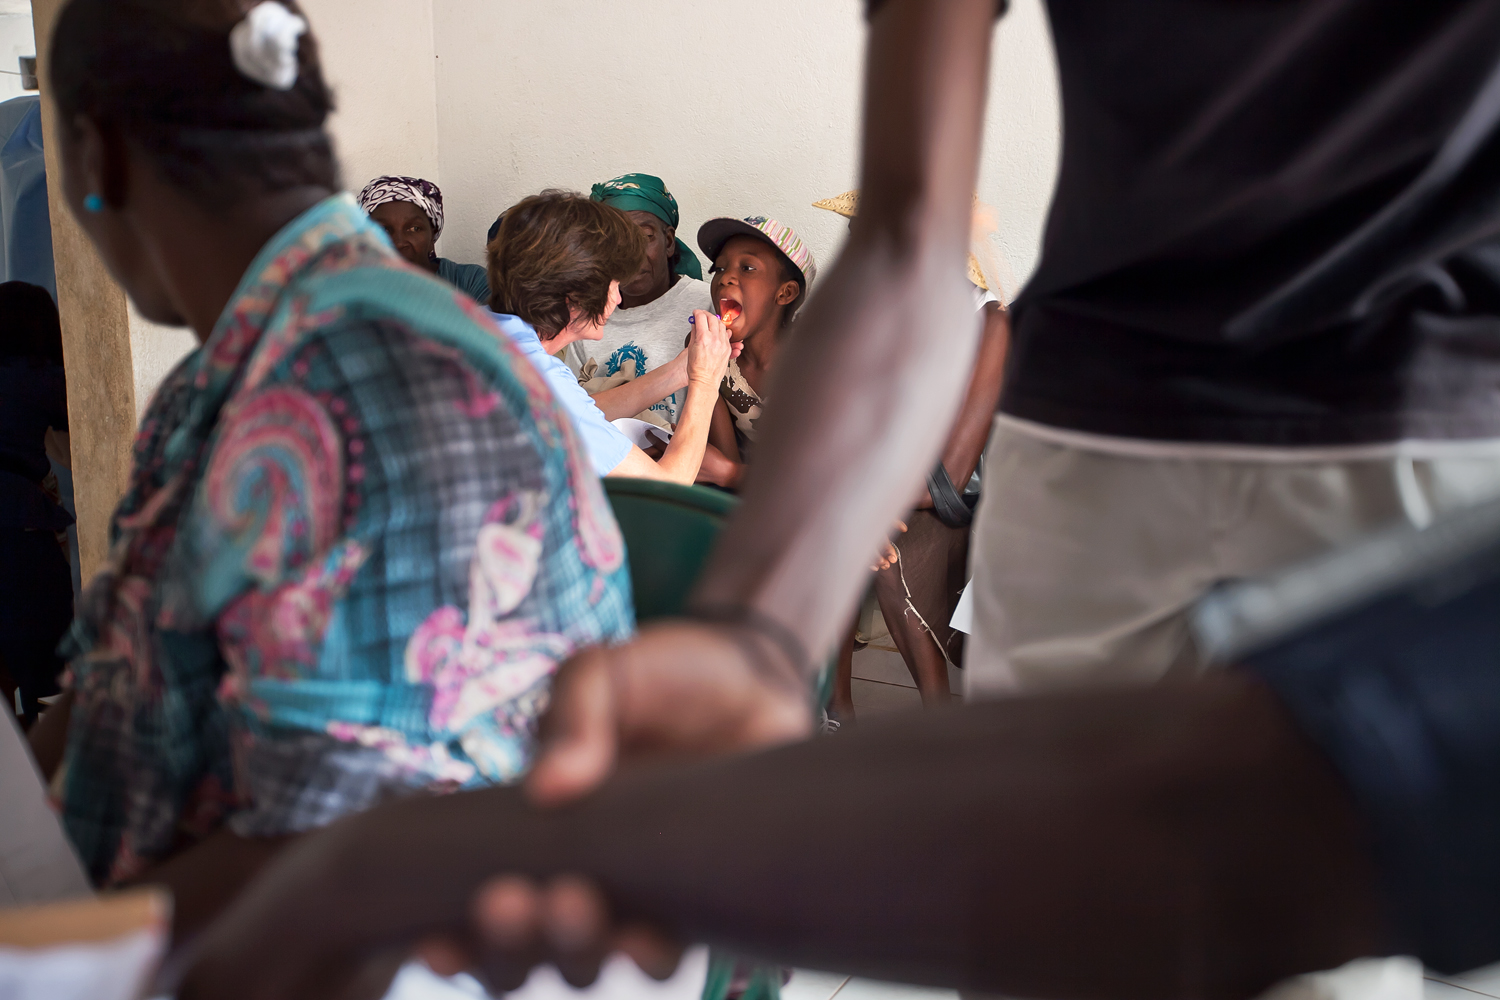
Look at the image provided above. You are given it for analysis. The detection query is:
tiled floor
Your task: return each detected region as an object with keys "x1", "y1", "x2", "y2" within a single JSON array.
[
  {"x1": 784, "y1": 969, "x2": 957, "y2": 1000},
  {"x1": 1429, "y1": 964, "x2": 1500, "y2": 999},
  {"x1": 848, "y1": 645, "x2": 962, "y2": 717}
]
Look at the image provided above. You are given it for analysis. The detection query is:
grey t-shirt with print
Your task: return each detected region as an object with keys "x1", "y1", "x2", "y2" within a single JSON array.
[{"x1": 563, "y1": 277, "x2": 712, "y2": 425}]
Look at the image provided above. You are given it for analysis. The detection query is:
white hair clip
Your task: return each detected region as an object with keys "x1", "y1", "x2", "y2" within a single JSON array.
[{"x1": 229, "y1": 1, "x2": 308, "y2": 91}]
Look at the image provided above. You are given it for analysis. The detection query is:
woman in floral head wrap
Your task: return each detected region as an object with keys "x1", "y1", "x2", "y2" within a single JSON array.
[{"x1": 358, "y1": 175, "x2": 490, "y2": 304}]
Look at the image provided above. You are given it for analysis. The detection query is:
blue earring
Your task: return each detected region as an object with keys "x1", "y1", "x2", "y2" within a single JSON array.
[{"x1": 83, "y1": 193, "x2": 104, "y2": 213}]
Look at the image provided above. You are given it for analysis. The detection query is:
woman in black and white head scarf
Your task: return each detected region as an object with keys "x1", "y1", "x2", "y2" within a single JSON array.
[{"x1": 357, "y1": 174, "x2": 490, "y2": 304}]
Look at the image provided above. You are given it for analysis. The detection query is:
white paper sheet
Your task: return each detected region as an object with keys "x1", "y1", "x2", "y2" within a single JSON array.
[
  {"x1": 949, "y1": 580, "x2": 974, "y2": 636},
  {"x1": 612, "y1": 418, "x2": 673, "y2": 451},
  {"x1": 0, "y1": 928, "x2": 162, "y2": 1000},
  {"x1": 384, "y1": 944, "x2": 709, "y2": 1000}
]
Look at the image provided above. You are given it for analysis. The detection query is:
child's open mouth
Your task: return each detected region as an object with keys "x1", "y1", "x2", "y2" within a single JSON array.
[{"x1": 718, "y1": 297, "x2": 743, "y2": 325}]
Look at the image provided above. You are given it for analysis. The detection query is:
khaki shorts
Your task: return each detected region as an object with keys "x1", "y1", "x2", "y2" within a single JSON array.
[{"x1": 965, "y1": 417, "x2": 1500, "y2": 699}]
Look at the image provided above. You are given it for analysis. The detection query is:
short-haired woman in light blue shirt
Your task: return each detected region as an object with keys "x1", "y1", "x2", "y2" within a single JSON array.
[{"x1": 485, "y1": 191, "x2": 733, "y2": 483}]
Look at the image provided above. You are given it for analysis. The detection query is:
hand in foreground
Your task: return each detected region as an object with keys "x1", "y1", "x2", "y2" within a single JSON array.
[
  {"x1": 414, "y1": 618, "x2": 818, "y2": 989},
  {"x1": 410, "y1": 621, "x2": 816, "y2": 986},
  {"x1": 685, "y1": 310, "x2": 734, "y2": 387},
  {"x1": 175, "y1": 819, "x2": 405, "y2": 1000},
  {"x1": 415, "y1": 876, "x2": 685, "y2": 993},
  {"x1": 179, "y1": 844, "x2": 679, "y2": 1000},
  {"x1": 527, "y1": 617, "x2": 814, "y2": 807},
  {"x1": 179, "y1": 620, "x2": 812, "y2": 999}
]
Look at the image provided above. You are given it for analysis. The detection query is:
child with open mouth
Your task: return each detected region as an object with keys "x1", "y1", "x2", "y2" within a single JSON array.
[{"x1": 693, "y1": 215, "x2": 817, "y2": 488}]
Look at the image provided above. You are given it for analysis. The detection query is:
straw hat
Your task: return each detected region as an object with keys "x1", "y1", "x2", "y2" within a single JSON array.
[
  {"x1": 813, "y1": 189, "x2": 1000, "y2": 294},
  {"x1": 811, "y1": 190, "x2": 860, "y2": 218}
]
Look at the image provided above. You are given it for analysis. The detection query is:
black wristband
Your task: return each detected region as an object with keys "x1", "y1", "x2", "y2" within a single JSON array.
[
  {"x1": 927, "y1": 463, "x2": 974, "y2": 529},
  {"x1": 685, "y1": 604, "x2": 811, "y2": 690}
]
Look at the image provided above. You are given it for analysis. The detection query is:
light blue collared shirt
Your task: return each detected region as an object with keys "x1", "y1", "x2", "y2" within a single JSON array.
[{"x1": 487, "y1": 310, "x2": 632, "y2": 477}]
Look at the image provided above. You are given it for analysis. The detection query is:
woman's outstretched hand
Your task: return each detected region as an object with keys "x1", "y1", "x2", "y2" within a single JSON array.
[{"x1": 685, "y1": 309, "x2": 734, "y2": 388}]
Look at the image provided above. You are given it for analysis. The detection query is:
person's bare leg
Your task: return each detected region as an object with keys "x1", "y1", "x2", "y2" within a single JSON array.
[
  {"x1": 128, "y1": 827, "x2": 296, "y2": 942},
  {"x1": 872, "y1": 514, "x2": 958, "y2": 706},
  {"x1": 181, "y1": 673, "x2": 1390, "y2": 1000},
  {"x1": 874, "y1": 580, "x2": 952, "y2": 705}
]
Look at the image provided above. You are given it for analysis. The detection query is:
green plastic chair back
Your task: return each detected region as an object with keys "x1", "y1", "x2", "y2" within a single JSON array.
[
  {"x1": 603, "y1": 477, "x2": 835, "y2": 703},
  {"x1": 604, "y1": 478, "x2": 738, "y2": 621},
  {"x1": 603, "y1": 478, "x2": 831, "y2": 1000}
]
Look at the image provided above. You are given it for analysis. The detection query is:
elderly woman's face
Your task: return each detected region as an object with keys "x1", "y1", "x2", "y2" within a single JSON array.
[
  {"x1": 619, "y1": 209, "x2": 675, "y2": 301},
  {"x1": 370, "y1": 200, "x2": 438, "y2": 270}
]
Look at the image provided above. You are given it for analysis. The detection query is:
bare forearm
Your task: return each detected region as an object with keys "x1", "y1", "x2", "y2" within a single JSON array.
[
  {"x1": 693, "y1": 0, "x2": 995, "y2": 665},
  {"x1": 210, "y1": 676, "x2": 1386, "y2": 1000},
  {"x1": 697, "y1": 456, "x2": 743, "y2": 489},
  {"x1": 942, "y1": 305, "x2": 1009, "y2": 485},
  {"x1": 591, "y1": 362, "x2": 687, "y2": 422},
  {"x1": 698, "y1": 405, "x2": 745, "y2": 488},
  {"x1": 654, "y1": 378, "x2": 718, "y2": 484},
  {"x1": 916, "y1": 303, "x2": 1011, "y2": 509},
  {"x1": 139, "y1": 828, "x2": 294, "y2": 944}
]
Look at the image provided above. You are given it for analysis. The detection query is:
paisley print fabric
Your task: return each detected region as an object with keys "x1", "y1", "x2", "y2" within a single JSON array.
[{"x1": 58, "y1": 195, "x2": 633, "y2": 884}]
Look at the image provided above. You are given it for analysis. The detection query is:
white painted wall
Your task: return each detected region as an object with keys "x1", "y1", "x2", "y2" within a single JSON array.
[
  {"x1": 301, "y1": 0, "x2": 442, "y2": 229},
  {"x1": 429, "y1": 0, "x2": 1061, "y2": 300},
  {"x1": 124, "y1": 0, "x2": 448, "y2": 407},
  {"x1": 0, "y1": 12, "x2": 36, "y2": 103},
  {"x1": 128, "y1": 305, "x2": 198, "y2": 419},
  {"x1": 978, "y1": 0, "x2": 1061, "y2": 296},
  {"x1": 119, "y1": 0, "x2": 1063, "y2": 408}
]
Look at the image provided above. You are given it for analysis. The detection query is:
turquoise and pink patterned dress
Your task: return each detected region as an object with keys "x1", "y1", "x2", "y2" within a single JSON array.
[{"x1": 58, "y1": 195, "x2": 633, "y2": 884}]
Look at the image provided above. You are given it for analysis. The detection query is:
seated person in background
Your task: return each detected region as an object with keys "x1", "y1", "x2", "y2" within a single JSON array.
[
  {"x1": 813, "y1": 190, "x2": 1011, "y2": 713},
  {"x1": 561, "y1": 173, "x2": 715, "y2": 431},
  {"x1": 835, "y1": 288, "x2": 1006, "y2": 711},
  {"x1": 35, "y1": 0, "x2": 632, "y2": 938},
  {"x1": 485, "y1": 191, "x2": 732, "y2": 484},
  {"x1": 357, "y1": 175, "x2": 490, "y2": 304},
  {"x1": 694, "y1": 215, "x2": 817, "y2": 488},
  {"x1": 0, "y1": 281, "x2": 74, "y2": 724}
]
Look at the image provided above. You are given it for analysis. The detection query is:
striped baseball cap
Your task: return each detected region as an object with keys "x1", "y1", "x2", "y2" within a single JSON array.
[{"x1": 696, "y1": 215, "x2": 818, "y2": 290}]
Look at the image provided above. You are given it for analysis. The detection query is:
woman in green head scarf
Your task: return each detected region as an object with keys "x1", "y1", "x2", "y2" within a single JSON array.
[
  {"x1": 590, "y1": 172, "x2": 703, "y2": 287},
  {"x1": 552, "y1": 174, "x2": 721, "y2": 455}
]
